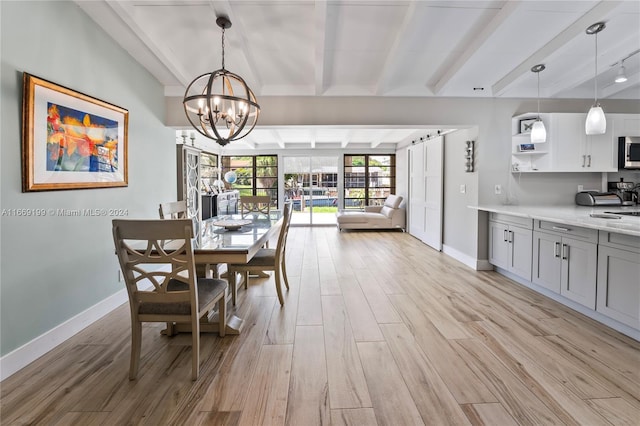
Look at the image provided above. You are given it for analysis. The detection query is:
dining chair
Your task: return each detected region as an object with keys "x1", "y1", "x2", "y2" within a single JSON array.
[
  {"x1": 228, "y1": 202, "x2": 293, "y2": 306},
  {"x1": 112, "y1": 219, "x2": 228, "y2": 381},
  {"x1": 239, "y1": 195, "x2": 271, "y2": 218},
  {"x1": 159, "y1": 200, "x2": 187, "y2": 219}
]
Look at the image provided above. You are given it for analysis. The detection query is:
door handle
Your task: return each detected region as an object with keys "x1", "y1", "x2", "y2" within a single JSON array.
[
  {"x1": 554, "y1": 241, "x2": 560, "y2": 258},
  {"x1": 582, "y1": 155, "x2": 586, "y2": 167},
  {"x1": 562, "y1": 243, "x2": 568, "y2": 260},
  {"x1": 587, "y1": 154, "x2": 591, "y2": 167}
]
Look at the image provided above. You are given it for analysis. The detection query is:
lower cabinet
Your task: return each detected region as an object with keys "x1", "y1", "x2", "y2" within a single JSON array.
[
  {"x1": 596, "y1": 232, "x2": 640, "y2": 329},
  {"x1": 488, "y1": 213, "x2": 639, "y2": 335},
  {"x1": 488, "y1": 213, "x2": 533, "y2": 281},
  {"x1": 532, "y1": 229, "x2": 597, "y2": 309}
]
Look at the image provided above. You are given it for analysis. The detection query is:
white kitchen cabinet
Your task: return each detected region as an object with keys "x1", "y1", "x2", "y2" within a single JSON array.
[
  {"x1": 550, "y1": 113, "x2": 616, "y2": 172},
  {"x1": 510, "y1": 112, "x2": 635, "y2": 173},
  {"x1": 488, "y1": 213, "x2": 533, "y2": 281},
  {"x1": 532, "y1": 221, "x2": 597, "y2": 309},
  {"x1": 596, "y1": 232, "x2": 640, "y2": 329}
]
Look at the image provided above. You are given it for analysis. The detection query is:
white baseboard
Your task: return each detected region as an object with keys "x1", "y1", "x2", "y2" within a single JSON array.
[
  {"x1": 442, "y1": 245, "x2": 493, "y2": 271},
  {"x1": 0, "y1": 289, "x2": 128, "y2": 382}
]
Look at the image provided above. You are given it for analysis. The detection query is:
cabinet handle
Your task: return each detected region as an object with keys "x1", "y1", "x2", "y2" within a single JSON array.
[
  {"x1": 587, "y1": 154, "x2": 591, "y2": 167},
  {"x1": 504, "y1": 229, "x2": 508, "y2": 242},
  {"x1": 552, "y1": 226, "x2": 570, "y2": 232},
  {"x1": 554, "y1": 241, "x2": 560, "y2": 258},
  {"x1": 562, "y1": 244, "x2": 568, "y2": 260},
  {"x1": 509, "y1": 230, "x2": 514, "y2": 243},
  {"x1": 582, "y1": 155, "x2": 586, "y2": 167}
]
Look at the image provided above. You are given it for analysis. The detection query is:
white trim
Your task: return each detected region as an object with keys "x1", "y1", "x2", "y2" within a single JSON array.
[
  {"x1": 0, "y1": 289, "x2": 128, "y2": 382},
  {"x1": 443, "y1": 244, "x2": 493, "y2": 271}
]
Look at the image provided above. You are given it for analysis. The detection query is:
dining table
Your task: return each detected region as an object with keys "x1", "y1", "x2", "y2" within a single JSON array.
[{"x1": 163, "y1": 210, "x2": 283, "y2": 336}]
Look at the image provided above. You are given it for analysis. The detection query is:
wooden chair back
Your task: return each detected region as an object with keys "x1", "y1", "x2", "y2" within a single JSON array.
[
  {"x1": 112, "y1": 218, "x2": 227, "y2": 380},
  {"x1": 240, "y1": 195, "x2": 271, "y2": 218},
  {"x1": 275, "y1": 202, "x2": 293, "y2": 263},
  {"x1": 159, "y1": 200, "x2": 187, "y2": 219}
]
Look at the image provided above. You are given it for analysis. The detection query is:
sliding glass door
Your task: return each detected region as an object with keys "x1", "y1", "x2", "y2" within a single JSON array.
[{"x1": 283, "y1": 156, "x2": 339, "y2": 226}]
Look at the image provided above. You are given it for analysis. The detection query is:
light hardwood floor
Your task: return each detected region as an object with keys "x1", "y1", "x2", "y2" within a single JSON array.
[{"x1": 2, "y1": 228, "x2": 639, "y2": 425}]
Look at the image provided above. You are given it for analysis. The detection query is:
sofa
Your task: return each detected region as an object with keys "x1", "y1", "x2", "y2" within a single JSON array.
[{"x1": 336, "y1": 195, "x2": 406, "y2": 231}]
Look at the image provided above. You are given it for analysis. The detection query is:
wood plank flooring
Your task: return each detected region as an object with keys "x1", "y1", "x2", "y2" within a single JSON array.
[{"x1": 2, "y1": 228, "x2": 639, "y2": 425}]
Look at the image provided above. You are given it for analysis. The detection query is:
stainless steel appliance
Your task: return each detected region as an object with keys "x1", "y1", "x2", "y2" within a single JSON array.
[
  {"x1": 618, "y1": 136, "x2": 640, "y2": 170},
  {"x1": 607, "y1": 179, "x2": 639, "y2": 206},
  {"x1": 575, "y1": 191, "x2": 622, "y2": 206}
]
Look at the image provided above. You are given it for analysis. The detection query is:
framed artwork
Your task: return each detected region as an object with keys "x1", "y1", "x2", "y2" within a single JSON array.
[
  {"x1": 21, "y1": 73, "x2": 128, "y2": 192},
  {"x1": 519, "y1": 117, "x2": 537, "y2": 134}
]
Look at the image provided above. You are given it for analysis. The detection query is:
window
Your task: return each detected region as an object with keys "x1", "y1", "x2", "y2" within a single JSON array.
[
  {"x1": 343, "y1": 154, "x2": 395, "y2": 209},
  {"x1": 200, "y1": 151, "x2": 218, "y2": 192},
  {"x1": 221, "y1": 155, "x2": 278, "y2": 207}
]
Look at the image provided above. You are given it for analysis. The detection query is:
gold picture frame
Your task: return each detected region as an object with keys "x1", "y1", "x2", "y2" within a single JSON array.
[{"x1": 22, "y1": 73, "x2": 128, "y2": 192}]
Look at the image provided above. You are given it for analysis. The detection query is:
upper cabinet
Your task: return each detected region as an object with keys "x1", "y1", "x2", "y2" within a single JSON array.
[{"x1": 511, "y1": 113, "x2": 639, "y2": 173}]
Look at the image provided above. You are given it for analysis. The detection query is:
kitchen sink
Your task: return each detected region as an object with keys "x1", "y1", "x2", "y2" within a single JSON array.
[{"x1": 604, "y1": 211, "x2": 640, "y2": 216}]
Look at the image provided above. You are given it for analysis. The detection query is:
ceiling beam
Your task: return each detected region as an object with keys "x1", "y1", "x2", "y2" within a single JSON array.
[
  {"x1": 310, "y1": 129, "x2": 317, "y2": 149},
  {"x1": 492, "y1": 0, "x2": 622, "y2": 96},
  {"x1": 547, "y1": 34, "x2": 636, "y2": 98},
  {"x1": 315, "y1": 1, "x2": 328, "y2": 95},
  {"x1": 267, "y1": 129, "x2": 285, "y2": 149},
  {"x1": 105, "y1": 1, "x2": 193, "y2": 86},
  {"x1": 432, "y1": 0, "x2": 521, "y2": 95},
  {"x1": 341, "y1": 130, "x2": 353, "y2": 149},
  {"x1": 207, "y1": 0, "x2": 263, "y2": 93},
  {"x1": 374, "y1": 2, "x2": 417, "y2": 95}
]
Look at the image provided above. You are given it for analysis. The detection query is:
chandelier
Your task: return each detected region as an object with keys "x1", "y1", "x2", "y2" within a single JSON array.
[{"x1": 183, "y1": 16, "x2": 260, "y2": 146}]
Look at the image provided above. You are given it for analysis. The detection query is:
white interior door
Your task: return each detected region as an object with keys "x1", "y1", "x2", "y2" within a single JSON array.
[
  {"x1": 423, "y1": 137, "x2": 443, "y2": 250},
  {"x1": 408, "y1": 144, "x2": 427, "y2": 241},
  {"x1": 408, "y1": 137, "x2": 443, "y2": 251}
]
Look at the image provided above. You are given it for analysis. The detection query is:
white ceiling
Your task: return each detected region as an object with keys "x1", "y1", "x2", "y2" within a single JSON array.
[{"x1": 76, "y1": 0, "x2": 640, "y2": 150}]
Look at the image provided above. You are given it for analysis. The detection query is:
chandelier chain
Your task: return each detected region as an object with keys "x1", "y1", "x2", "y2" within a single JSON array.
[{"x1": 221, "y1": 27, "x2": 226, "y2": 70}]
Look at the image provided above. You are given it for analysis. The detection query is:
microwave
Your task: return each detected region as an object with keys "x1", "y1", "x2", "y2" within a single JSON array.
[{"x1": 619, "y1": 136, "x2": 640, "y2": 170}]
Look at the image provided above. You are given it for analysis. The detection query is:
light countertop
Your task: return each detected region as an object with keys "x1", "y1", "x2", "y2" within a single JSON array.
[{"x1": 471, "y1": 204, "x2": 640, "y2": 237}]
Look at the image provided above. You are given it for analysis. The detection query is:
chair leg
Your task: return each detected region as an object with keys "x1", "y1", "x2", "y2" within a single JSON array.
[
  {"x1": 243, "y1": 271, "x2": 249, "y2": 290},
  {"x1": 191, "y1": 317, "x2": 200, "y2": 381},
  {"x1": 274, "y1": 267, "x2": 285, "y2": 306},
  {"x1": 129, "y1": 321, "x2": 142, "y2": 380},
  {"x1": 281, "y1": 258, "x2": 290, "y2": 291},
  {"x1": 228, "y1": 267, "x2": 237, "y2": 306},
  {"x1": 218, "y1": 289, "x2": 227, "y2": 337}
]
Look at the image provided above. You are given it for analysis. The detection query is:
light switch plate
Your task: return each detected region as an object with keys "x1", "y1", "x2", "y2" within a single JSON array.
[
  {"x1": 460, "y1": 184, "x2": 466, "y2": 193},
  {"x1": 494, "y1": 184, "x2": 502, "y2": 195}
]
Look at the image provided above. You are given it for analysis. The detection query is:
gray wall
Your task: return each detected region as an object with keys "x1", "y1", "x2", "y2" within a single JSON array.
[
  {"x1": 1, "y1": 1, "x2": 175, "y2": 356},
  {"x1": 443, "y1": 128, "x2": 480, "y2": 259}
]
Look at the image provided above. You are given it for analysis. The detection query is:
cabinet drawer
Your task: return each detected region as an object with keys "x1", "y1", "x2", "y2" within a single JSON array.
[
  {"x1": 536, "y1": 220, "x2": 597, "y2": 243},
  {"x1": 598, "y1": 231, "x2": 640, "y2": 253},
  {"x1": 489, "y1": 212, "x2": 532, "y2": 229}
]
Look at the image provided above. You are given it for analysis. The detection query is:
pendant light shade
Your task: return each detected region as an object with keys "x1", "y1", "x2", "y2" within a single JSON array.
[
  {"x1": 531, "y1": 120, "x2": 547, "y2": 143},
  {"x1": 530, "y1": 64, "x2": 546, "y2": 143},
  {"x1": 586, "y1": 105, "x2": 606, "y2": 135},
  {"x1": 585, "y1": 22, "x2": 606, "y2": 135},
  {"x1": 614, "y1": 64, "x2": 628, "y2": 83}
]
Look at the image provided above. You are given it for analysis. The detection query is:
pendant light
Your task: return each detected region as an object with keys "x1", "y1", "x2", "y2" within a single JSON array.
[
  {"x1": 585, "y1": 22, "x2": 606, "y2": 135},
  {"x1": 530, "y1": 64, "x2": 546, "y2": 143},
  {"x1": 183, "y1": 16, "x2": 260, "y2": 146},
  {"x1": 614, "y1": 61, "x2": 628, "y2": 83}
]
